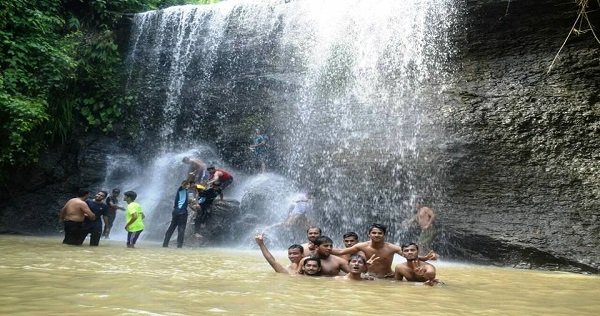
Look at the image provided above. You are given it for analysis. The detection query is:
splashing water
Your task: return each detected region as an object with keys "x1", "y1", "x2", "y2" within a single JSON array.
[{"x1": 123, "y1": 0, "x2": 459, "y2": 245}]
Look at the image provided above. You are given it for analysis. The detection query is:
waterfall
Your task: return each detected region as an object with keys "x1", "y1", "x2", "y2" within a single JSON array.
[{"x1": 123, "y1": 0, "x2": 459, "y2": 245}]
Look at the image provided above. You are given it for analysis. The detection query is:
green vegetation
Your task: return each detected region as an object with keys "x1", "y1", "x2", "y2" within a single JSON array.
[{"x1": 0, "y1": 0, "x2": 218, "y2": 168}]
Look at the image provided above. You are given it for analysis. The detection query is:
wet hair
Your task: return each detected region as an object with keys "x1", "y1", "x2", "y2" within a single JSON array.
[
  {"x1": 368, "y1": 223, "x2": 387, "y2": 235},
  {"x1": 348, "y1": 254, "x2": 366, "y2": 264},
  {"x1": 99, "y1": 190, "x2": 108, "y2": 197},
  {"x1": 124, "y1": 191, "x2": 137, "y2": 201},
  {"x1": 401, "y1": 242, "x2": 419, "y2": 251},
  {"x1": 288, "y1": 244, "x2": 304, "y2": 254},
  {"x1": 303, "y1": 256, "x2": 322, "y2": 268},
  {"x1": 343, "y1": 232, "x2": 359, "y2": 240},
  {"x1": 77, "y1": 189, "x2": 90, "y2": 197},
  {"x1": 313, "y1": 236, "x2": 333, "y2": 246},
  {"x1": 182, "y1": 157, "x2": 190, "y2": 163},
  {"x1": 207, "y1": 166, "x2": 216, "y2": 171},
  {"x1": 306, "y1": 226, "x2": 322, "y2": 234},
  {"x1": 112, "y1": 188, "x2": 120, "y2": 194}
]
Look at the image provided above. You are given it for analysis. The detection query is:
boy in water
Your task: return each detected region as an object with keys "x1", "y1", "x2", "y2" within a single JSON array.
[
  {"x1": 254, "y1": 233, "x2": 304, "y2": 274},
  {"x1": 394, "y1": 243, "x2": 440, "y2": 286},
  {"x1": 103, "y1": 188, "x2": 125, "y2": 239},
  {"x1": 124, "y1": 191, "x2": 144, "y2": 248}
]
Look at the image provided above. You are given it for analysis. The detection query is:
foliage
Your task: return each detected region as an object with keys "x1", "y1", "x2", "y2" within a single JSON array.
[
  {"x1": 0, "y1": 0, "x2": 77, "y2": 166},
  {"x1": 0, "y1": 0, "x2": 221, "y2": 168}
]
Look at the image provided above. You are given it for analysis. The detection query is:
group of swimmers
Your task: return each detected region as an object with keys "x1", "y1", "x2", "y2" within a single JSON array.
[{"x1": 255, "y1": 224, "x2": 441, "y2": 285}]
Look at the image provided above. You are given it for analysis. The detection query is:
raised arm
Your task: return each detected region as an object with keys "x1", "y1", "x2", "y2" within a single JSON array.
[
  {"x1": 331, "y1": 243, "x2": 362, "y2": 256},
  {"x1": 255, "y1": 233, "x2": 288, "y2": 274}
]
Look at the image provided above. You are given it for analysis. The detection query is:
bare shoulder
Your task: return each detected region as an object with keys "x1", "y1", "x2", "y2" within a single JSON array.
[{"x1": 385, "y1": 242, "x2": 402, "y2": 252}]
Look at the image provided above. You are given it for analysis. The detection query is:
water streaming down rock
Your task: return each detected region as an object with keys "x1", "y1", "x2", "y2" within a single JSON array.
[{"x1": 123, "y1": 0, "x2": 459, "y2": 246}]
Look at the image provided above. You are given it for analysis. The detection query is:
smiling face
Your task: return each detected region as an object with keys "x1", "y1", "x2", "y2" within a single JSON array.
[
  {"x1": 288, "y1": 248, "x2": 303, "y2": 264},
  {"x1": 368, "y1": 227, "x2": 385, "y2": 243},
  {"x1": 94, "y1": 191, "x2": 106, "y2": 202},
  {"x1": 303, "y1": 259, "x2": 321, "y2": 276}
]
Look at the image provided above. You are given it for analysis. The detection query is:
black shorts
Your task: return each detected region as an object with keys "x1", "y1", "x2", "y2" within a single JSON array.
[{"x1": 63, "y1": 220, "x2": 85, "y2": 245}]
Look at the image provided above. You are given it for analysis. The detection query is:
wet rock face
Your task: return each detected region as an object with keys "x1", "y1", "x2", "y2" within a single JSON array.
[{"x1": 437, "y1": 0, "x2": 600, "y2": 272}]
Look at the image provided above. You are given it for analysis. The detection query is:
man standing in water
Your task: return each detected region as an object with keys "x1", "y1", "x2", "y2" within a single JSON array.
[
  {"x1": 299, "y1": 257, "x2": 322, "y2": 276},
  {"x1": 58, "y1": 189, "x2": 97, "y2": 245},
  {"x1": 124, "y1": 191, "x2": 144, "y2": 248},
  {"x1": 103, "y1": 188, "x2": 125, "y2": 239},
  {"x1": 416, "y1": 203, "x2": 437, "y2": 253},
  {"x1": 331, "y1": 223, "x2": 436, "y2": 278},
  {"x1": 339, "y1": 232, "x2": 366, "y2": 261},
  {"x1": 298, "y1": 236, "x2": 349, "y2": 276},
  {"x1": 302, "y1": 226, "x2": 321, "y2": 256},
  {"x1": 394, "y1": 243, "x2": 439, "y2": 286},
  {"x1": 254, "y1": 233, "x2": 304, "y2": 274},
  {"x1": 335, "y1": 254, "x2": 374, "y2": 281},
  {"x1": 83, "y1": 190, "x2": 109, "y2": 246},
  {"x1": 249, "y1": 128, "x2": 269, "y2": 173},
  {"x1": 163, "y1": 180, "x2": 191, "y2": 248},
  {"x1": 284, "y1": 192, "x2": 313, "y2": 227}
]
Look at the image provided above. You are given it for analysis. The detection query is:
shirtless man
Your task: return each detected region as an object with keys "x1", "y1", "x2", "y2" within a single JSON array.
[
  {"x1": 339, "y1": 232, "x2": 365, "y2": 261},
  {"x1": 301, "y1": 226, "x2": 321, "y2": 256},
  {"x1": 207, "y1": 166, "x2": 233, "y2": 200},
  {"x1": 394, "y1": 243, "x2": 439, "y2": 286},
  {"x1": 58, "y1": 190, "x2": 97, "y2": 245},
  {"x1": 416, "y1": 204, "x2": 436, "y2": 252},
  {"x1": 254, "y1": 233, "x2": 303, "y2": 274},
  {"x1": 299, "y1": 257, "x2": 322, "y2": 276},
  {"x1": 298, "y1": 236, "x2": 349, "y2": 276},
  {"x1": 331, "y1": 223, "x2": 436, "y2": 278},
  {"x1": 183, "y1": 157, "x2": 207, "y2": 183},
  {"x1": 335, "y1": 254, "x2": 375, "y2": 281}
]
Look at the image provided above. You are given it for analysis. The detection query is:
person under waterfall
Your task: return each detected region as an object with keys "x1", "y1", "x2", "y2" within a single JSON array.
[
  {"x1": 193, "y1": 183, "x2": 221, "y2": 240},
  {"x1": 249, "y1": 128, "x2": 269, "y2": 173},
  {"x1": 183, "y1": 157, "x2": 208, "y2": 184},
  {"x1": 206, "y1": 166, "x2": 233, "y2": 200}
]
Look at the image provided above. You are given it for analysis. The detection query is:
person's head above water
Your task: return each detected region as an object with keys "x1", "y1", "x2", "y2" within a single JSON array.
[
  {"x1": 302, "y1": 256, "x2": 322, "y2": 276},
  {"x1": 182, "y1": 157, "x2": 190, "y2": 163},
  {"x1": 306, "y1": 226, "x2": 321, "y2": 242},
  {"x1": 287, "y1": 244, "x2": 304, "y2": 263},
  {"x1": 342, "y1": 232, "x2": 359, "y2": 248}
]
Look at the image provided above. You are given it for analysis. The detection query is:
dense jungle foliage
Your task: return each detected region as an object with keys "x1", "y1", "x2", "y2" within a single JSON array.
[{"x1": 0, "y1": 0, "x2": 218, "y2": 171}]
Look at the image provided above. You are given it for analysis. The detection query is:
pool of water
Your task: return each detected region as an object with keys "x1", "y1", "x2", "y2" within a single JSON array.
[{"x1": 0, "y1": 235, "x2": 598, "y2": 315}]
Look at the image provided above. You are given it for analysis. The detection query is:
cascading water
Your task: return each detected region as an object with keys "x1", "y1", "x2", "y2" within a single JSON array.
[{"x1": 122, "y1": 0, "x2": 459, "y2": 246}]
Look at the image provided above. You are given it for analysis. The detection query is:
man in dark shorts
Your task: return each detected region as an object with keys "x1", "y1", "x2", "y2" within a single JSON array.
[
  {"x1": 58, "y1": 189, "x2": 96, "y2": 245},
  {"x1": 103, "y1": 188, "x2": 125, "y2": 239}
]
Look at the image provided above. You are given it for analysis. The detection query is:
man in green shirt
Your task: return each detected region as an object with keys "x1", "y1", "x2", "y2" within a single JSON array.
[{"x1": 124, "y1": 191, "x2": 144, "y2": 248}]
